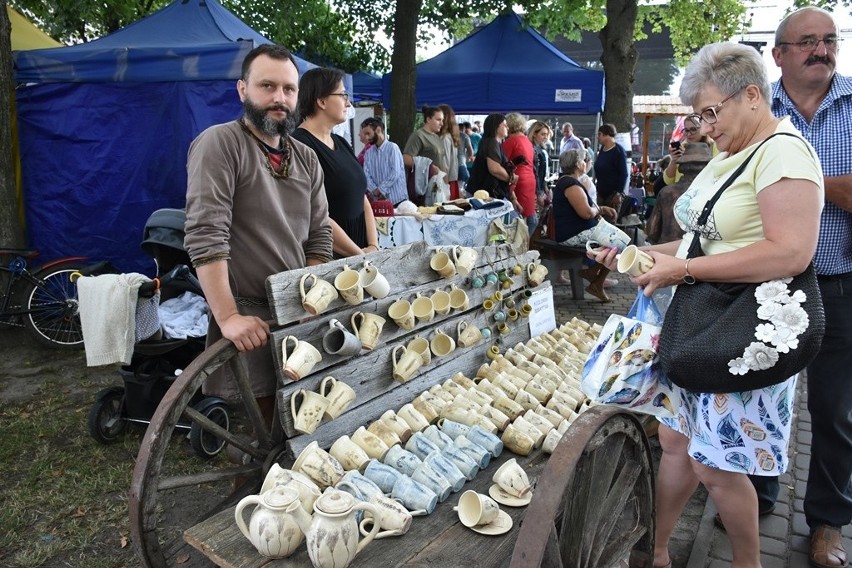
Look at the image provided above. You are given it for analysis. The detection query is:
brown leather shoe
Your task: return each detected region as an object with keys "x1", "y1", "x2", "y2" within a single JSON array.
[{"x1": 810, "y1": 525, "x2": 848, "y2": 568}]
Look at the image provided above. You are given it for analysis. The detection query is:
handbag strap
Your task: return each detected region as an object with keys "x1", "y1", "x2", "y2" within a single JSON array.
[{"x1": 687, "y1": 132, "x2": 800, "y2": 258}]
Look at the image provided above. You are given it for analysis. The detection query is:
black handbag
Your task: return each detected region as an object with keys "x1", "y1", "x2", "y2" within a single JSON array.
[{"x1": 658, "y1": 133, "x2": 825, "y2": 393}]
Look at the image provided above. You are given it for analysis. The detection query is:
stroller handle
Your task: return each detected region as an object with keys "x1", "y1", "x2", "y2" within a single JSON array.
[{"x1": 139, "y1": 265, "x2": 202, "y2": 298}]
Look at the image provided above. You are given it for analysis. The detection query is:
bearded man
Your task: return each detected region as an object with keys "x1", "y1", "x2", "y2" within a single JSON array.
[{"x1": 184, "y1": 44, "x2": 332, "y2": 423}]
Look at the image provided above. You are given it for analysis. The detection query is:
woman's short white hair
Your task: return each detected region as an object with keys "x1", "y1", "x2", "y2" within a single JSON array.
[
  {"x1": 559, "y1": 148, "x2": 585, "y2": 174},
  {"x1": 679, "y1": 42, "x2": 770, "y2": 107}
]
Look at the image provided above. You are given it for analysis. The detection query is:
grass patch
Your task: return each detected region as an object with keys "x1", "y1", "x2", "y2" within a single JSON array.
[{"x1": 0, "y1": 376, "x2": 143, "y2": 567}]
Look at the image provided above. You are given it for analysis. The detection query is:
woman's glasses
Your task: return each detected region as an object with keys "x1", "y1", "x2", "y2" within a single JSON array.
[
  {"x1": 327, "y1": 92, "x2": 351, "y2": 102},
  {"x1": 686, "y1": 87, "x2": 744, "y2": 126},
  {"x1": 777, "y1": 36, "x2": 842, "y2": 52}
]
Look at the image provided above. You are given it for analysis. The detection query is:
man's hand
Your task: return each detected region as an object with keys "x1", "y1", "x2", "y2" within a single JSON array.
[
  {"x1": 219, "y1": 313, "x2": 270, "y2": 352},
  {"x1": 599, "y1": 206, "x2": 618, "y2": 222}
]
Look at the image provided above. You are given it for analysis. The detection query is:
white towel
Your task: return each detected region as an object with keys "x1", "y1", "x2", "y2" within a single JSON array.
[
  {"x1": 78, "y1": 273, "x2": 150, "y2": 366},
  {"x1": 158, "y1": 291, "x2": 209, "y2": 339}
]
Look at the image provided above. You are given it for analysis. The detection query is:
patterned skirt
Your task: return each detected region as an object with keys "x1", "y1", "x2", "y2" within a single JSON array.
[{"x1": 658, "y1": 375, "x2": 797, "y2": 476}]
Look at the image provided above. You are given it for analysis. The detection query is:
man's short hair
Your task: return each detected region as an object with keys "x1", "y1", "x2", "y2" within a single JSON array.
[
  {"x1": 598, "y1": 123, "x2": 617, "y2": 137},
  {"x1": 361, "y1": 117, "x2": 384, "y2": 130},
  {"x1": 241, "y1": 44, "x2": 298, "y2": 81},
  {"x1": 460, "y1": 121, "x2": 472, "y2": 129}
]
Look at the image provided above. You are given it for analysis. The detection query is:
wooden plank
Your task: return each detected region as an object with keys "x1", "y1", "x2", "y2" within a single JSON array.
[{"x1": 184, "y1": 508, "x2": 272, "y2": 568}]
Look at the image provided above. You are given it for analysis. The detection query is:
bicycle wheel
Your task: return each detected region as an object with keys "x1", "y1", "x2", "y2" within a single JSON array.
[{"x1": 22, "y1": 261, "x2": 86, "y2": 348}]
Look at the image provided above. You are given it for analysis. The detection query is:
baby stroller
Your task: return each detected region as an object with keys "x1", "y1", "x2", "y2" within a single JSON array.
[{"x1": 87, "y1": 209, "x2": 230, "y2": 458}]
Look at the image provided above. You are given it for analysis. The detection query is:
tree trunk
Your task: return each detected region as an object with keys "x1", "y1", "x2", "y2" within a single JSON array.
[
  {"x1": 388, "y1": 0, "x2": 422, "y2": 146},
  {"x1": 0, "y1": 0, "x2": 25, "y2": 248},
  {"x1": 598, "y1": 0, "x2": 638, "y2": 133}
]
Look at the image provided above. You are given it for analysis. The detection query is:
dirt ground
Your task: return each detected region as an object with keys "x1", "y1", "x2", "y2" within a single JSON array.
[{"x1": 0, "y1": 324, "x2": 705, "y2": 568}]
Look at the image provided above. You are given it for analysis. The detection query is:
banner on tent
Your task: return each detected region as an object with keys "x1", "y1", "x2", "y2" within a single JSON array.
[{"x1": 554, "y1": 89, "x2": 582, "y2": 103}]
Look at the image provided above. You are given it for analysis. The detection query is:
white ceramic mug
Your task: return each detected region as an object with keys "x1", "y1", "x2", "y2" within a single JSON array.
[
  {"x1": 412, "y1": 293, "x2": 435, "y2": 323},
  {"x1": 526, "y1": 262, "x2": 549, "y2": 287},
  {"x1": 448, "y1": 284, "x2": 470, "y2": 311},
  {"x1": 359, "y1": 260, "x2": 390, "y2": 299},
  {"x1": 456, "y1": 490, "x2": 500, "y2": 527},
  {"x1": 319, "y1": 376, "x2": 356, "y2": 419},
  {"x1": 451, "y1": 246, "x2": 478, "y2": 277},
  {"x1": 430, "y1": 250, "x2": 456, "y2": 278},
  {"x1": 584, "y1": 218, "x2": 632, "y2": 253},
  {"x1": 431, "y1": 288, "x2": 452, "y2": 316},
  {"x1": 329, "y1": 435, "x2": 371, "y2": 472},
  {"x1": 617, "y1": 244, "x2": 655, "y2": 276},
  {"x1": 299, "y1": 273, "x2": 338, "y2": 315},
  {"x1": 430, "y1": 330, "x2": 456, "y2": 357},
  {"x1": 290, "y1": 389, "x2": 330, "y2": 435},
  {"x1": 352, "y1": 425, "x2": 391, "y2": 460},
  {"x1": 281, "y1": 335, "x2": 322, "y2": 381},
  {"x1": 392, "y1": 345, "x2": 423, "y2": 383},
  {"x1": 388, "y1": 299, "x2": 415, "y2": 331},
  {"x1": 359, "y1": 494, "x2": 414, "y2": 539},
  {"x1": 456, "y1": 321, "x2": 482, "y2": 348},
  {"x1": 492, "y1": 457, "x2": 531, "y2": 497},
  {"x1": 334, "y1": 264, "x2": 364, "y2": 305},
  {"x1": 292, "y1": 441, "x2": 344, "y2": 489},
  {"x1": 351, "y1": 311, "x2": 386, "y2": 351}
]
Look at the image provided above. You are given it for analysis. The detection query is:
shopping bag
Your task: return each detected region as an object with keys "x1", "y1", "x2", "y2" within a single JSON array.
[{"x1": 581, "y1": 292, "x2": 681, "y2": 418}]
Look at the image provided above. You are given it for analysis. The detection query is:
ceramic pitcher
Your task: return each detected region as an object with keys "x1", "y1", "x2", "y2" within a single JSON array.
[
  {"x1": 234, "y1": 486, "x2": 308, "y2": 559},
  {"x1": 296, "y1": 488, "x2": 381, "y2": 568}
]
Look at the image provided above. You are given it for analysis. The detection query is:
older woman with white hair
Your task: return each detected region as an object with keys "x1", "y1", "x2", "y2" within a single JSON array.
[{"x1": 590, "y1": 42, "x2": 823, "y2": 568}]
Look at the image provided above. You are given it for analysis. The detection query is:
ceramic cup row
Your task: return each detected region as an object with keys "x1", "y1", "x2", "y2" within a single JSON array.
[
  {"x1": 290, "y1": 376, "x2": 356, "y2": 435},
  {"x1": 299, "y1": 260, "x2": 390, "y2": 316},
  {"x1": 386, "y1": 284, "x2": 470, "y2": 331},
  {"x1": 429, "y1": 246, "x2": 479, "y2": 278}
]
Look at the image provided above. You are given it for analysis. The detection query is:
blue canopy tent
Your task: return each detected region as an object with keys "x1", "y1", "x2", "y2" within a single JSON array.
[
  {"x1": 352, "y1": 71, "x2": 383, "y2": 102},
  {"x1": 381, "y1": 12, "x2": 604, "y2": 114},
  {"x1": 13, "y1": 0, "x2": 333, "y2": 272}
]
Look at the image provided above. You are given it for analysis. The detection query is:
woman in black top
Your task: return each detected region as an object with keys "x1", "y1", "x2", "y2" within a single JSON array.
[
  {"x1": 293, "y1": 67, "x2": 378, "y2": 257},
  {"x1": 552, "y1": 149, "x2": 617, "y2": 302},
  {"x1": 468, "y1": 114, "x2": 519, "y2": 210}
]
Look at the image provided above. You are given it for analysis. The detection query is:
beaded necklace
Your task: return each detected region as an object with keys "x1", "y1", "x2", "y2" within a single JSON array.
[{"x1": 239, "y1": 117, "x2": 291, "y2": 179}]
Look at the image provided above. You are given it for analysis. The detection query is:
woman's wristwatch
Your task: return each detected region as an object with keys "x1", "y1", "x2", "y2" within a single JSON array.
[{"x1": 682, "y1": 258, "x2": 696, "y2": 284}]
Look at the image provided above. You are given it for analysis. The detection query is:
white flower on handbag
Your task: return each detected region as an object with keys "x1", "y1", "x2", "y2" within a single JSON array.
[{"x1": 729, "y1": 278, "x2": 809, "y2": 375}]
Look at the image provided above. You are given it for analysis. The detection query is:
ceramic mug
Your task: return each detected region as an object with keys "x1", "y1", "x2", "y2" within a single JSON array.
[
  {"x1": 382, "y1": 444, "x2": 423, "y2": 477},
  {"x1": 398, "y1": 404, "x2": 431, "y2": 433},
  {"x1": 319, "y1": 376, "x2": 357, "y2": 420},
  {"x1": 456, "y1": 490, "x2": 500, "y2": 527},
  {"x1": 334, "y1": 264, "x2": 364, "y2": 305},
  {"x1": 513, "y1": 415, "x2": 546, "y2": 447},
  {"x1": 299, "y1": 273, "x2": 339, "y2": 315},
  {"x1": 456, "y1": 321, "x2": 482, "y2": 348},
  {"x1": 430, "y1": 250, "x2": 456, "y2": 278},
  {"x1": 480, "y1": 405, "x2": 511, "y2": 431},
  {"x1": 322, "y1": 319, "x2": 362, "y2": 357},
  {"x1": 424, "y1": 450, "x2": 466, "y2": 493},
  {"x1": 351, "y1": 311, "x2": 386, "y2": 351},
  {"x1": 430, "y1": 288, "x2": 452, "y2": 316},
  {"x1": 388, "y1": 299, "x2": 415, "y2": 331},
  {"x1": 501, "y1": 423, "x2": 536, "y2": 456},
  {"x1": 585, "y1": 218, "x2": 632, "y2": 253},
  {"x1": 524, "y1": 409, "x2": 556, "y2": 435},
  {"x1": 335, "y1": 469, "x2": 384, "y2": 502},
  {"x1": 437, "y1": 418, "x2": 471, "y2": 440},
  {"x1": 292, "y1": 441, "x2": 345, "y2": 489},
  {"x1": 391, "y1": 473, "x2": 438, "y2": 514},
  {"x1": 367, "y1": 420, "x2": 402, "y2": 448},
  {"x1": 352, "y1": 425, "x2": 391, "y2": 460},
  {"x1": 407, "y1": 335, "x2": 432, "y2": 365},
  {"x1": 411, "y1": 396, "x2": 440, "y2": 425},
  {"x1": 451, "y1": 246, "x2": 478, "y2": 276},
  {"x1": 411, "y1": 461, "x2": 453, "y2": 502},
  {"x1": 422, "y1": 424, "x2": 454, "y2": 450},
  {"x1": 380, "y1": 410, "x2": 413, "y2": 442},
  {"x1": 359, "y1": 494, "x2": 415, "y2": 539},
  {"x1": 448, "y1": 284, "x2": 470, "y2": 311},
  {"x1": 290, "y1": 389, "x2": 330, "y2": 435},
  {"x1": 281, "y1": 335, "x2": 322, "y2": 381},
  {"x1": 453, "y1": 435, "x2": 491, "y2": 469},
  {"x1": 526, "y1": 262, "x2": 549, "y2": 287},
  {"x1": 392, "y1": 345, "x2": 423, "y2": 383},
  {"x1": 542, "y1": 429, "x2": 564, "y2": 454},
  {"x1": 362, "y1": 459, "x2": 403, "y2": 494},
  {"x1": 329, "y1": 435, "x2": 371, "y2": 472},
  {"x1": 441, "y1": 444, "x2": 480, "y2": 480},
  {"x1": 430, "y1": 330, "x2": 456, "y2": 357},
  {"x1": 617, "y1": 244, "x2": 655, "y2": 276},
  {"x1": 412, "y1": 293, "x2": 435, "y2": 324},
  {"x1": 359, "y1": 260, "x2": 390, "y2": 299},
  {"x1": 492, "y1": 457, "x2": 531, "y2": 497},
  {"x1": 405, "y1": 431, "x2": 441, "y2": 460},
  {"x1": 466, "y1": 425, "x2": 504, "y2": 457}
]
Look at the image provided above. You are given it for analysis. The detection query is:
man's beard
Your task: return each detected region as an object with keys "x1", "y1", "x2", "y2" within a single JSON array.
[
  {"x1": 243, "y1": 98, "x2": 297, "y2": 138},
  {"x1": 370, "y1": 132, "x2": 380, "y2": 145}
]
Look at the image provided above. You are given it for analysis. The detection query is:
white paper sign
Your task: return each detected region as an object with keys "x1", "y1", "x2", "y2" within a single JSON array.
[
  {"x1": 554, "y1": 89, "x2": 582, "y2": 102},
  {"x1": 527, "y1": 286, "x2": 557, "y2": 337}
]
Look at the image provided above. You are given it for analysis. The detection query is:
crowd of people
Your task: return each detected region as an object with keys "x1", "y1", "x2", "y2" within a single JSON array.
[{"x1": 180, "y1": 5, "x2": 849, "y2": 568}]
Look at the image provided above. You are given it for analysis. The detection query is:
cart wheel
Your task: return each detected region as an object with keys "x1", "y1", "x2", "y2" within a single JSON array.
[
  {"x1": 22, "y1": 261, "x2": 88, "y2": 348},
  {"x1": 88, "y1": 387, "x2": 127, "y2": 444},
  {"x1": 510, "y1": 407, "x2": 655, "y2": 568},
  {"x1": 129, "y1": 337, "x2": 284, "y2": 568},
  {"x1": 189, "y1": 399, "x2": 230, "y2": 459}
]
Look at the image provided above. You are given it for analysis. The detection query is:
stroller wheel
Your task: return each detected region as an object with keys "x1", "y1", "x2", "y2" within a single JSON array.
[
  {"x1": 88, "y1": 387, "x2": 127, "y2": 444},
  {"x1": 189, "y1": 399, "x2": 229, "y2": 459}
]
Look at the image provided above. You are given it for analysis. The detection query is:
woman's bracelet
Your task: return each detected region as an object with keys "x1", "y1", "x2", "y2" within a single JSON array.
[{"x1": 365, "y1": 244, "x2": 378, "y2": 251}]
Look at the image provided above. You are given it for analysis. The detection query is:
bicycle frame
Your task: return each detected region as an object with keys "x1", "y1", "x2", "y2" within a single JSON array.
[{"x1": 0, "y1": 254, "x2": 88, "y2": 318}]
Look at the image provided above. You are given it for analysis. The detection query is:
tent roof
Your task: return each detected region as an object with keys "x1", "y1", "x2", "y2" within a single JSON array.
[
  {"x1": 382, "y1": 11, "x2": 604, "y2": 114},
  {"x1": 353, "y1": 71, "x2": 382, "y2": 102},
  {"x1": 9, "y1": 6, "x2": 61, "y2": 51},
  {"x1": 13, "y1": 0, "x2": 315, "y2": 82}
]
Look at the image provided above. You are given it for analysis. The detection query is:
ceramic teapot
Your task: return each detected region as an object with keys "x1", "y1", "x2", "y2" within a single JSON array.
[
  {"x1": 234, "y1": 486, "x2": 311, "y2": 559},
  {"x1": 295, "y1": 488, "x2": 381, "y2": 568}
]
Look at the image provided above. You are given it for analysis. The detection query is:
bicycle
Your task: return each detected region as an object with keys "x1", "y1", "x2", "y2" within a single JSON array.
[{"x1": 0, "y1": 247, "x2": 113, "y2": 348}]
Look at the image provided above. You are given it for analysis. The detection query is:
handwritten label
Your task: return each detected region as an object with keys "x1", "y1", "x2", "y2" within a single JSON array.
[
  {"x1": 528, "y1": 286, "x2": 556, "y2": 337},
  {"x1": 554, "y1": 89, "x2": 582, "y2": 102}
]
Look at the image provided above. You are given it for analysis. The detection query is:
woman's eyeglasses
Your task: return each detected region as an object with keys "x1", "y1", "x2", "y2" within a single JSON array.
[
  {"x1": 686, "y1": 87, "x2": 744, "y2": 125},
  {"x1": 777, "y1": 36, "x2": 842, "y2": 52},
  {"x1": 327, "y1": 92, "x2": 351, "y2": 102},
  {"x1": 683, "y1": 127, "x2": 700, "y2": 134}
]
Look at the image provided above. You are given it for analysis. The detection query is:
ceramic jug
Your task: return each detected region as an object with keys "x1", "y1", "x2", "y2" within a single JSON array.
[
  {"x1": 295, "y1": 488, "x2": 381, "y2": 568},
  {"x1": 234, "y1": 486, "x2": 310, "y2": 559}
]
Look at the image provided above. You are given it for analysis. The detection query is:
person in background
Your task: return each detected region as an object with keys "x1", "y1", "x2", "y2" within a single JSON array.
[
  {"x1": 438, "y1": 104, "x2": 461, "y2": 200},
  {"x1": 356, "y1": 126, "x2": 372, "y2": 166},
  {"x1": 293, "y1": 67, "x2": 379, "y2": 256},
  {"x1": 527, "y1": 120, "x2": 551, "y2": 207},
  {"x1": 593, "y1": 123, "x2": 628, "y2": 212},
  {"x1": 552, "y1": 148, "x2": 618, "y2": 302},
  {"x1": 582, "y1": 136, "x2": 595, "y2": 178},
  {"x1": 503, "y1": 112, "x2": 537, "y2": 231},
  {"x1": 361, "y1": 117, "x2": 407, "y2": 206},
  {"x1": 463, "y1": 121, "x2": 481, "y2": 175},
  {"x1": 403, "y1": 105, "x2": 447, "y2": 174},
  {"x1": 662, "y1": 120, "x2": 715, "y2": 186},
  {"x1": 468, "y1": 114, "x2": 517, "y2": 203},
  {"x1": 184, "y1": 44, "x2": 332, "y2": 424},
  {"x1": 592, "y1": 41, "x2": 823, "y2": 568},
  {"x1": 457, "y1": 120, "x2": 474, "y2": 195},
  {"x1": 754, "y1": 7, "x2": 852, "y2": 568},
  {"x1": 559, "y1": 122, "x2": 583, "y2": 154}
]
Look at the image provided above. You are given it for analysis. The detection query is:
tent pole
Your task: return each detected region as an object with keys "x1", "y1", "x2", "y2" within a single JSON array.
[{"x1": 641, "y1": 115, "x2": 651, "y2": 179}]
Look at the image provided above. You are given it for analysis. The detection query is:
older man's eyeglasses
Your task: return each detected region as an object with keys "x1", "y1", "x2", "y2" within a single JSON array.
[
  {"x1": 686, "y1": 87, "x2": 744, "y2": 126},
  {"x1": 777, "y1": 36, "x2": 843, "y2": 52}
]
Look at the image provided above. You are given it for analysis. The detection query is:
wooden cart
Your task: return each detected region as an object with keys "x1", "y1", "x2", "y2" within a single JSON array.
[{"x1": 128, "y1": 241, "x2": 655, "y2": 567}]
